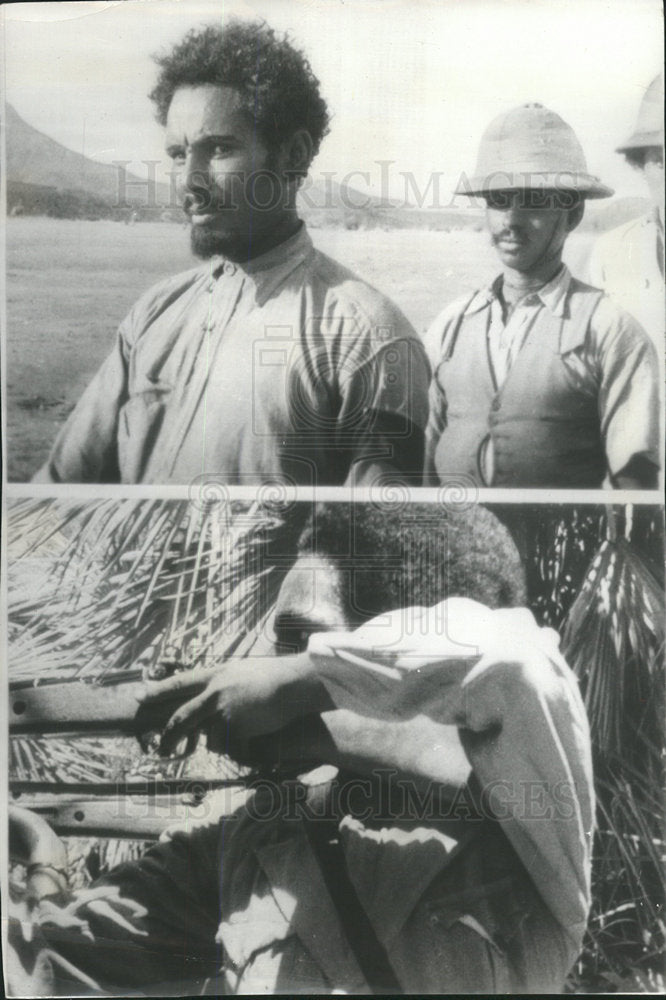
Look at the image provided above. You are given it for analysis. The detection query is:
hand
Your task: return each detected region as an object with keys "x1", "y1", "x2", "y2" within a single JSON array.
[
  {"x1": 9, "y1": 806, "x2": 70, "y2": 900},
  {"x1": 613, "y1": 455, "x2": 658, "y2": 490},
  {"x1": 137, "y1": 654, "x2": 330, "y2": 757},
  {"x1": 9, "y1": 806, "x2": 67, "y2": 869}
]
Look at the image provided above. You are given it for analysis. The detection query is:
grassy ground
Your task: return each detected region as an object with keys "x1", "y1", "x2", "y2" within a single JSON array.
[{"x1": 4, "y1": 217, "x2": 593, "y2": 481}]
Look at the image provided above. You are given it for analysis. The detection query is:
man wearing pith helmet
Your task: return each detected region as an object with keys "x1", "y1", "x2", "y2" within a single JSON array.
[
  {"x1": 589, "y1": 74, "x2": 664, "y2": 350},
  {"x1": 424, "y1": 103, "x2": 660, "y2": 490}
]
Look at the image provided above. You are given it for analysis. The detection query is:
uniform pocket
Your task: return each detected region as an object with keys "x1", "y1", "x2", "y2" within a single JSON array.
[
  {"x1": 387, "y1": 824, "x2": 538, "y2": 994},
  {"x1": 390, "y1": 882, "x2": 516, "y2": 994},
  {"x1": 424, "y1": 873, "x2": 520, "y2": 991},
  {"x1": 559, "y1": 347, "x2": 598, "y2": 399}
]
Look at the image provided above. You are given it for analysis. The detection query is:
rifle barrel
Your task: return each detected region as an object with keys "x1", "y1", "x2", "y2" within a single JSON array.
[
  {"x1": 13, "y1": 788, "x2": 250, "y2": 838},
  {"x1": 10, "y1": 676, "x2": 208, "y2": 735},
  {"x1": 9, "y1": 658, "x2": 303, "y2": 735}
]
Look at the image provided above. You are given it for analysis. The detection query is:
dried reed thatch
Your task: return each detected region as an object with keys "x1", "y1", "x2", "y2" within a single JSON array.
[{"x1": 8, "y1": 497, "x2": 299, "y2": 870}]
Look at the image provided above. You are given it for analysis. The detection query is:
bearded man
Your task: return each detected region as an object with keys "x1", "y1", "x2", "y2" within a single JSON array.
[{"x1": 34, "y1": 22, "x2": 428, "y2": 487}]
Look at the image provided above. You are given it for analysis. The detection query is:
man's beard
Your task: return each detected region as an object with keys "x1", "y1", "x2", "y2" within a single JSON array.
[
  {"x1": 189, "y1": 222, "x2": 243, "y2": 260},
  {"x1": 187, "y1": 153, "x2": 286, "y2": 260}
]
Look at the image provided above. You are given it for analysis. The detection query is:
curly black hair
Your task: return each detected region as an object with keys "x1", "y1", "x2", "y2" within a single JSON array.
[
  {"x1": 296, "y1": 502, "x2": 526, "y2": 620},
  {"x1": 150, "y1": 20, "x2": 330, "y2": 158}
]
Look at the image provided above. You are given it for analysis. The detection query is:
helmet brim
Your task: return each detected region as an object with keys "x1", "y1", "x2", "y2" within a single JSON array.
[
  {"x1": 616, "y1": 130, "x2": 665, "y2": 154},
  {"x1": 455, "y1": 172, "x2": 614, "y2": 200}
]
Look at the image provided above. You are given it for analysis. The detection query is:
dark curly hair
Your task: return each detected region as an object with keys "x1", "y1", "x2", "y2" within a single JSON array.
[
  {"x1": 296, "y1": 502, "x2": 526, "y2": 621},
  {"x1": 150, "y1": 20, "x2": 330, "y2": 159}
]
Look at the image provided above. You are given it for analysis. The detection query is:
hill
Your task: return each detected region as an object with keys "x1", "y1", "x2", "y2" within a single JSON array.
[
  {"x1": 4, "y1": 103, "x2": 649, "y2": 231},
  {"x1": 5, "y1": 103, "x2": 170, "y2": 209}
]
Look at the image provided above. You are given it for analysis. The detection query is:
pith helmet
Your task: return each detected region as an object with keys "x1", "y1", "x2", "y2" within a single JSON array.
[
  {"x1": 456, "y1": 102, "x2": 613, "y2": 199},
  {"x1": 616, "y1": 74, "x2": 664, "y2": 153}
]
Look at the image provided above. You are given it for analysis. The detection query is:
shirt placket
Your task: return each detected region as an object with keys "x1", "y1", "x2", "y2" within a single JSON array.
[
  {"x1": 159, "y1": 264, "x2": 245, "y2": 479},
  {"x1": 491, "y1": 299, "x2": 539, "y2": 389}
]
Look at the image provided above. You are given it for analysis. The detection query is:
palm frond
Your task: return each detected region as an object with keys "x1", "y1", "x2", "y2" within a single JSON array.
[
  {"x1": 563, "y1": 537, "x2": 664, "y2": 758},
  {"x1": 561, "y1": 512, "x2": 665, "y2": 990},
  {"x1": 7, "y1": 498, "x2": 296, "y2": 789}
]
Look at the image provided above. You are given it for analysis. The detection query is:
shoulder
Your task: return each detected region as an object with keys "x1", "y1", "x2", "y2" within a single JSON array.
[
  {"x1": 593, "y1": 214, "x2": 651, "y2": 256},
  {"x1": 569, "y1": 278, "x2": 654, "y2": 355},
  {"x1": 121, "y1": 264, "x2": 206, "y2": 340},
  {"x1": 423, "y1": 289, "x2": 486, "y2": 364},
  {"x1": 308, "y1": 248, "x2": 420, "y2": 345}
]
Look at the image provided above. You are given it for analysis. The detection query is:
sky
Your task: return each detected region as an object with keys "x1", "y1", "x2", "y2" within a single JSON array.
[{"x1": 3, "y1": 0, "x2": 664, "y2": 204}]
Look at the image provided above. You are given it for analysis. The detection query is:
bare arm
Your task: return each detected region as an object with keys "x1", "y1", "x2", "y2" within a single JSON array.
[
  {"x1": 141, "y1": 654, "x2": 471, "y2": 795},
  {"x1": 250, "y1": 710, "x2": 471, "y2": 797}
]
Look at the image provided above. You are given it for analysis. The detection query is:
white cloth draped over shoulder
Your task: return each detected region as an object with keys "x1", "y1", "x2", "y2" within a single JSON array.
[{"x1": 308, "y1": 597, "x2": 595, "y2": 946}]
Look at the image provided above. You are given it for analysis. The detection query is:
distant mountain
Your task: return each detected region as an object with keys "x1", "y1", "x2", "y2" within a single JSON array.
[
  {"x1": 4, "y1": 102, "x2": 466, "y2": 226},
  {"x1": 4, "y1": 103, "x2": 170, "y2": 206},
  {"x1": 298, "y1": 175, "x2": 486, "y2": 230},
  {"x1": 4, "y1": 103, "x2": 650, "y2": 231}
]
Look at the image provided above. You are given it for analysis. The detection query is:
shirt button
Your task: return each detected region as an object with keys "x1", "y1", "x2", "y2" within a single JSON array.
[
  {"x1": 491, "y1": 398, "x2": 501, "y2": 411},
  {"x1": 224, "y1": 262, "x2": 236, "y2": 276}
]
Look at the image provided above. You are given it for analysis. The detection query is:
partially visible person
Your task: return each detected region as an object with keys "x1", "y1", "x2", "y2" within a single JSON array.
[
  {"x1": 8, "y1": 503, "x2": 594, "y2": 995},
  {"x1": 32, "y1": 21, "x2": 429, "y2": 487},
  {"x1": 424, "y1": 103, "x2": 660, "y2": 490},
  {"x1": 589, "y1": 74, "x2": 664, "y2": 351}
]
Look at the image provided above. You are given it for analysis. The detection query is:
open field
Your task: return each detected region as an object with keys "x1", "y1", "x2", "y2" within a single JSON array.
[{"x1": 5, "y1": 217, "x2": 593, "y2": 480}]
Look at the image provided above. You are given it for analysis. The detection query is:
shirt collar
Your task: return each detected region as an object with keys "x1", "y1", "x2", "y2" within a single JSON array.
[
  {"x1": 206, "y1": 224, "x2": 314, "y2": 306},
  {"x1": 467, "y1": 263, "x2": 573, "y2": 319}
]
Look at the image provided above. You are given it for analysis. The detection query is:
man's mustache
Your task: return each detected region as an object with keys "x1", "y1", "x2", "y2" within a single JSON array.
[
  {"x1": 492, "y1": 230, "x2": 528, "y2": 244},
  {"x1": 182, "y1": 191, "x2": 236, "y2": 215}
]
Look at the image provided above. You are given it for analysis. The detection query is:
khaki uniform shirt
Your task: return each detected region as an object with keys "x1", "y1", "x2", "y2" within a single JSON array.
[
  {"x1": 588, "y1": 209, "x2": 664, "y2": 352},
  {"x1": 9, "y1": 602, "x2": 592, "y2": 995},
  {"x1": 34, "y1": 226, "x2": 429, "y2": 486}
]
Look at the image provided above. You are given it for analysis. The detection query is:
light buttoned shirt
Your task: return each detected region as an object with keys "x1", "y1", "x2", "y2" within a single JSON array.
[
  {"x1": 486, "y1": 267, "x2": 572, "y2": 388},
  {"x1": 12, "y1": 601, "x2": 593, "y2": 995},
  {"x1": 425, "y1": 264, "x2": 660, "y2": 487},
  {"x1": 589, "y1": 208, "x2": 665, "y2": 352},
  {"x1": 34, "y1": 226, "x2": 429, "y2": 486}
]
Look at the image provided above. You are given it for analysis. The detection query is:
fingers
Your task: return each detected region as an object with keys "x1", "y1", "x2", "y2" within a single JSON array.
[
  {"x1": 158, "y1": 689, "x2": 218, "y2": 756},
  {"x1": 83, "y1": 897, "x2": 149, "y2": 934},
  {"x1": 136, "y1": 667, "x2": 214, "y2": 705},
  {"x1": 8, "y1": 807, "x2": 66, "y2": 868}
]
